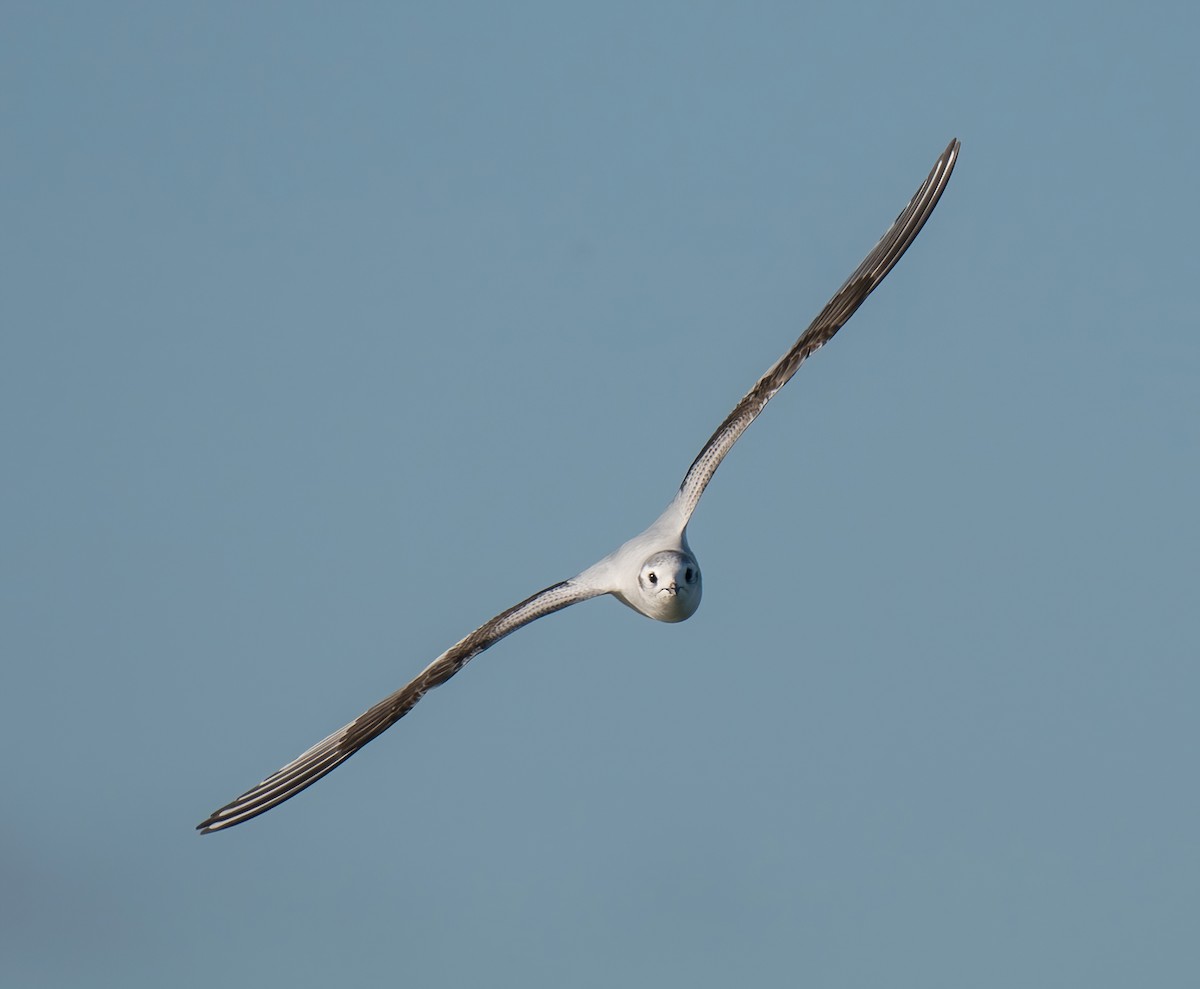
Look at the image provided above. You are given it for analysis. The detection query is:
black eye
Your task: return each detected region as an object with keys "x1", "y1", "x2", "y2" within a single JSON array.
[
  {"x1": 685, "y1": 568, "x2": 694, "y2": 582},
  {"x1": 647, "y1": 572, "x2": 657, "y2": 584}
]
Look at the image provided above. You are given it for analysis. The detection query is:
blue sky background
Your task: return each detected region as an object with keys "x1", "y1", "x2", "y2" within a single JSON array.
[{"x1": 3, "y1": 3, "x2": 1198, "y2": 986}]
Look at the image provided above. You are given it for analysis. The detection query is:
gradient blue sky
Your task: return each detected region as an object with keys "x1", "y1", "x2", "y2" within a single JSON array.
[{"x1": 4, "y1": 3, "x2": 1198, "y2": 986}]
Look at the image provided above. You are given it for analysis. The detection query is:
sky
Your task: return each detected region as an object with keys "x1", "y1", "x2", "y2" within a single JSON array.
[{"x1": 3, "y1": 2, "x2": 1198, "y2": 986}]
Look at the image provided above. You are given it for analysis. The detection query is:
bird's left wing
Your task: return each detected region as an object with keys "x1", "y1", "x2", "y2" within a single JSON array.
[
  {"x1": 198, "y1": 578, "x2": 605, "y2": 833},
  {"x1": 672, "y1": 138, "x2": 960, "y2": 525}
]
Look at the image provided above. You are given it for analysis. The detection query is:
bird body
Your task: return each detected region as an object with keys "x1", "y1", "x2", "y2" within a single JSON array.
[{"x1": 571, "y1": 500, "x2": 696, "y2": 622}]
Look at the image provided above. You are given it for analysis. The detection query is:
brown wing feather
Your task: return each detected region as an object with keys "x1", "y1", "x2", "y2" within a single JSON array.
[
  {"x1": 197, "y1": 579, "x2": 599, "y2": 833},
  {"x1": 675, "y1": 138, "x2": 960, "y2": 522}
]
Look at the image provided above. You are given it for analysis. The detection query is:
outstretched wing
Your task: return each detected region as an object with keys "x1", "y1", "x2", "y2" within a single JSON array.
[
  {"x1": 673, "y1": 138, "x2": 960, "y2": 524},
  {"x1": 198, "y1": 578, "x2": 605, "y2": 833}
]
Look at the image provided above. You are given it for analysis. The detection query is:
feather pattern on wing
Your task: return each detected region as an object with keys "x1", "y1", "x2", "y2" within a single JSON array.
[
  {"x1": 197, "y1": 579, "x2": 602, "y2": 832},
  {"x1": 673, "y1": 139, "x2": 960, "y2": 523}
]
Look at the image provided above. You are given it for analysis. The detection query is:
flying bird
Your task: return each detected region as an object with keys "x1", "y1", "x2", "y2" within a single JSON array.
[{"x1": 198, "y1": 138, "x2": 960, "y2": 833}]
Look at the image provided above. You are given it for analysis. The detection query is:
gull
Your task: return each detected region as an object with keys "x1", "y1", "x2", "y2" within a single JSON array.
[{"x1": 198, "y1": 138, "x2": 960, "y2": 833}]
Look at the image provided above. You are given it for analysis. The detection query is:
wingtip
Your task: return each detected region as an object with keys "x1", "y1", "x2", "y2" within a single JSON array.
[{"x1": 196, "y1": 804, "x2": 245, "y2": 834}]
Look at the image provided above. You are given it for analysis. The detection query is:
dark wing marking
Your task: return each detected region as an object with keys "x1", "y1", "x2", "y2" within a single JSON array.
[
  {"x1": 674, "y1": 138, "x2": 960, "y2": 523},
  {"x1": 197, "y1": 579, "x2": 603, "y2": 833}
]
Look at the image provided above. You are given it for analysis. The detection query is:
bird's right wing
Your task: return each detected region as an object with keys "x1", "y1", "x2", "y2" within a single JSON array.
[
  {"x1": 197, "y1": 578, "x2": 607, "y2": 833},
  {"x1": 672, "y1": 138, "x2": 960, "y2": 525}
]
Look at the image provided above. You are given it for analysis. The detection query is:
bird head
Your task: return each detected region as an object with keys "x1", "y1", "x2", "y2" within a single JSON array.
[{"x1": 635, "y1": 550, "x2": 702, "y2": 623}]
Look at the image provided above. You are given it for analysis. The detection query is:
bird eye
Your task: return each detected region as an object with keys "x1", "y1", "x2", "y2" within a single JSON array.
[
  {"x1": 685, "y1": 568, "x2": 694, "y2": 582},
  {"x1": 647, "y1": 572, "x2": 657, "y2": 584}
]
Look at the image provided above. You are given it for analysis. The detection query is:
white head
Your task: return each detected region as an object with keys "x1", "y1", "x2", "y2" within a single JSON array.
[{"x1": 634, "y1": 550, "x2": 702, "y2": 623}]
